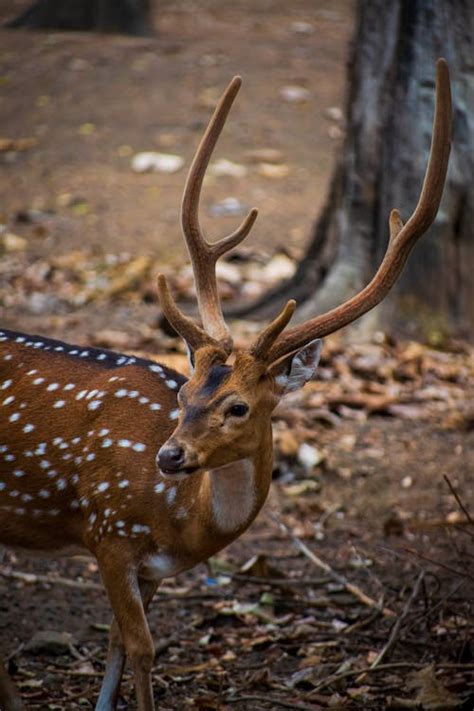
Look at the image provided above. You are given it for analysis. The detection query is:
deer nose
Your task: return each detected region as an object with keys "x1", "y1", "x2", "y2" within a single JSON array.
[{"x1": 157, "y1": 444, "x2": 186, "y2": 473}]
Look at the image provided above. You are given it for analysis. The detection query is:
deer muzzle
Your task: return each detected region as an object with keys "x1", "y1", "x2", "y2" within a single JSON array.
[{"x1": 156, "y1": 440, "x2": 199, "y2": 478}]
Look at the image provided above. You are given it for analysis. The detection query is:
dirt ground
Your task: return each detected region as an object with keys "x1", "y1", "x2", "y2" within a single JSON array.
[{"x1": 0, "y1": 1, "x2": 473, "y2": 710}]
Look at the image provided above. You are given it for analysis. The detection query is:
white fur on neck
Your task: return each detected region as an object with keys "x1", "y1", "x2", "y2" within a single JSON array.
[{"x1": 208, "y1": 458, "x2": 256, "y2": 534}]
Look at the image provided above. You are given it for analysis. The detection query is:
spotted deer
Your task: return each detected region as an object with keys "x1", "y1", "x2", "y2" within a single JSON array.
[{"x1": 0, "y1": 59, "x2": 451, "y2": 710}]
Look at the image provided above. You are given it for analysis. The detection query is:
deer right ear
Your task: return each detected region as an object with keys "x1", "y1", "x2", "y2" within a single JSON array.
[{"x1": 269, "y1": 339, "x2": 322, "y2": 395}]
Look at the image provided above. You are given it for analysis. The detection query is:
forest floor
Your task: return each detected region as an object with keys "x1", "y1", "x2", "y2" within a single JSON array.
[{"x1": 0, "y1": 1, "x2": 473, "y2": 709}]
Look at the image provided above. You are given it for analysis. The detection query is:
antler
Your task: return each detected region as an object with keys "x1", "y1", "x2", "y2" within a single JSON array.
[
  {"x1": 262, "y1": 58, "x2": 452, "y2": 364},
  {"x1": 158, "y1": 76, "x2": 258, "y2": 355}
]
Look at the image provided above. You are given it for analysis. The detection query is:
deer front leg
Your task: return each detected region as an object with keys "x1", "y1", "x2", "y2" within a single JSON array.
[
  {"x1": 0, "y1": 659, "x2": 25, "y2": 711},
  {"x1": 97, "y1": 552, "x2": 156, "y2": 711},
  {"x1": 96, "y1": 578, "x2": 159, "y2": 711}
]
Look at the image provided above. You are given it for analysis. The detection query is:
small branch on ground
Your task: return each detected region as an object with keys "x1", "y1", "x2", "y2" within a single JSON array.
[
  {"x1": 357, "y1": 571, "x2": 425, "y2": 682},
  {"x1": 225, "y1": 693, "x2": 318, "y2": 710},
  {"x1": 403, "y1": 548, "x2": 474, "y2": 582},
  {"x1": 310, "y1": 661, "x2": 425, "y2": 694},
  {"x1": 272, "y1": 514, "x2": 395, "y2": 617},
  {"x1": 444, "y1": 475, "x2": 473, "y2": 525},
  {"x1": 0, "y1": 566, "x2": 103, "y2": 591}
]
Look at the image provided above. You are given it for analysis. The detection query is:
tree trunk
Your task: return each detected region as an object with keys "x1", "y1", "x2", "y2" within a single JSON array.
[
  {"x1": 5, "y1": 0, "x2": 153, "y2": 36},
  {"x1": 241, "y1": 0, "x2": 474, "y2": 341}
]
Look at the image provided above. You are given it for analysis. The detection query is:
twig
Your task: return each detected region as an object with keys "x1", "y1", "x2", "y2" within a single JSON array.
[
  {"x1": 343, "y1": 607, "x2": 382, "y2": 634},
  {"x1": 358, "y1": 571, "x2": 425, "y2": 681},
  {"x1": 230, "y1": 573, "x2": 331, "y2": 587},
  {"x1": 155, "y1": 630, "x2": 186, "y2": 657},
  {"x1": 404, "y1": 547, "x2": 474, "y2": 582},
  {"x1": 43, "y1": 667, "x2": 103, "y2": 677},
  {"x1": 310, "y1": 661, "x2": 424, "y2": 694},
  {"x1": 404, "y1": 579, "x2": 465, "y2": 635},
  {"x1": 272, "y1": 514, "x2": 395, "y2": 617},
  {"x1": 438, "y1": 662, "x2": 474, "y2": 670},
  {"x1": 444, "y1": 475, "x2": 473, "y2": 525},
  {"x1": 6, "y1": 642, "x2": 24, "y2": 663},
  {"x1": 0, "y1": 567, "x2": 102, "y2": 591},
  {"x1": 225, "y1": 694, "x2": 318, "y2": 710}
]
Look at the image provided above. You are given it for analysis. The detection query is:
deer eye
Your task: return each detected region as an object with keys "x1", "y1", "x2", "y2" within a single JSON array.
[{"x1": 227, "y1": 403, "x2": 249, "y2": 418}]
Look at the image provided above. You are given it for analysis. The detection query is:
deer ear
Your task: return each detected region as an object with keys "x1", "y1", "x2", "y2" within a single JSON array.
[
  {"x1": 269, "y1": 339, "x2": 322, "y2": 395},
  {"x1": 185, "y1": 343, "x2": 196, "y2": 375}
]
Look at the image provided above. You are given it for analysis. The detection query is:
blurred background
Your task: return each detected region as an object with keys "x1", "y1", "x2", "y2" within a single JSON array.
[
  {"x1": 0, "y1": 3, "x2": 473, "y2": 710},
  {"x1": 0, "y1": 0, "x2": 352, "y2": 348}
]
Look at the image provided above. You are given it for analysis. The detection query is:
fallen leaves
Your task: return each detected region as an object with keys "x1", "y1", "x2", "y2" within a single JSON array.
[
  {"x1": 131, "y1": 151, "x2": 185, "y2": 174},
  {"x1": 0, "y1": 231, "x2": 28, "y2": 252},
  {"x1": 0, "y1": 136, "x2": 37, "y2": 152}
]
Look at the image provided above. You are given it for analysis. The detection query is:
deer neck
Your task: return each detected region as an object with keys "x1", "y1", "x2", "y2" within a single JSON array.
[
  {"x1": 200, "y1": 424, "x2": 273, "y2": 537},
  {"x1": 140, "y1": 426, "x2": 273, "y2": 581}
]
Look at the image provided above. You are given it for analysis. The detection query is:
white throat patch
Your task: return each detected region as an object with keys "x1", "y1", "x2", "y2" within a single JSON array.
[{"x1": 209, "y1": 458, "x2": 256, "y2": 534}]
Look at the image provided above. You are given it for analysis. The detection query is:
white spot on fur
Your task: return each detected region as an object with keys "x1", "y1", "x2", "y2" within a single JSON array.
[
  {"x1": 148, "y1": 364, "x2": 163, "y2": 374},
  {"x1": 140, "y1": 553, "x2": 181, "y2": 579},
  {"x1": 131, "y1": 524, "x2": 150, "y2": 534},
  {"x1": 88, "y1": 400, "x2": 102, "y2": 410}
]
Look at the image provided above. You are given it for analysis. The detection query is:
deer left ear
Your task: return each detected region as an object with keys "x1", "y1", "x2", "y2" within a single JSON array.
[
  {"x1": 185, "y1": 342, "x2": 196, "y2": 375},
  {"x1": 269, "y1": 339, "x2": 322, "y2": 395}
]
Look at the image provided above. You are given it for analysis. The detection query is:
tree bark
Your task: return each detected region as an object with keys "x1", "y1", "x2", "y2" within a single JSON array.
[
  {"x1": 5, "y1": 0, "x2": 153, "y2": 36},
  {"x1": 241, "y1": 0, "x2": 474, "y2": 340}
]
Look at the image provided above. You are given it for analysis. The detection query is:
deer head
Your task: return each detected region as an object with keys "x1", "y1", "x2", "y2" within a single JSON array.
[{"x1": 157, "y1": 61, "x2": 451, "y2": 477}]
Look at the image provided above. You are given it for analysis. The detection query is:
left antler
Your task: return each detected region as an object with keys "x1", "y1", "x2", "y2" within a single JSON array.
[
  {"x1": 158, "y1": 76, "x2": 258, "y2": 355},
  {"x1": 260, "y1": 58, "x2": 452, "y2": 364}
]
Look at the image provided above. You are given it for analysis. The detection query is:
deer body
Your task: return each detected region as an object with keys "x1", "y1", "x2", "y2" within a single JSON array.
[
  {"x1": 0, "y1": 61, "x2": 451, "y2": 710},
  {"x1": 0, "y1": 330, "x2": 272, "y2": 562}
]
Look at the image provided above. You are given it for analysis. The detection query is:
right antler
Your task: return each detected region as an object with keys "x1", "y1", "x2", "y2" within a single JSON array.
[
  {"x1": 158, "y1": 77, "x2": 258, "y2": 355},
  {"x1": 255, "y1": 58, "x2": 452, "y2": 364}
]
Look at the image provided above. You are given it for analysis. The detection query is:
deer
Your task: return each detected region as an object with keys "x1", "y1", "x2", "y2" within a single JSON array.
[{"x1": 0, "y1": 59, "x2": 451, "y2": 710}]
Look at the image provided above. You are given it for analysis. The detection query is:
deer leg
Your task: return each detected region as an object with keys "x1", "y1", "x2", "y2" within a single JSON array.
[
  {"x1": 0, "y1": 659, "x2": 25, "y2": 711},
  {"x1": 96, "y1": 578, "x2": 159, "y2": 711},
  {"x1": 97, "y1": 553, "x2": 156, "y2": 711}
]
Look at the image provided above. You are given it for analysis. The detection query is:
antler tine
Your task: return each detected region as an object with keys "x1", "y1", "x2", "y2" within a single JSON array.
[
  {"x1": 181, "y1": 75, "x2": 259, "y2": 352},
  {"x1": 267, "y1": 58, "x2": 452, "y2": 364},
  {"x1": 157, "y1": 274, "x2": 217, "y2": 352},
  {"x1": 250, "y1": 300, "x2": 296, "y2": 360}
]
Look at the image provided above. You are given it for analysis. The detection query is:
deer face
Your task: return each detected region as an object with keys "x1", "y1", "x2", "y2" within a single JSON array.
[{"x1": 156, "y1": 341, "x2": 322, "y2": 477}]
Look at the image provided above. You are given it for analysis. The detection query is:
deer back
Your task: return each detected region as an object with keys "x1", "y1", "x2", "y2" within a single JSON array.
[{"x1": 0, "y1": 328, "x2": 186, "y2": 553}]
